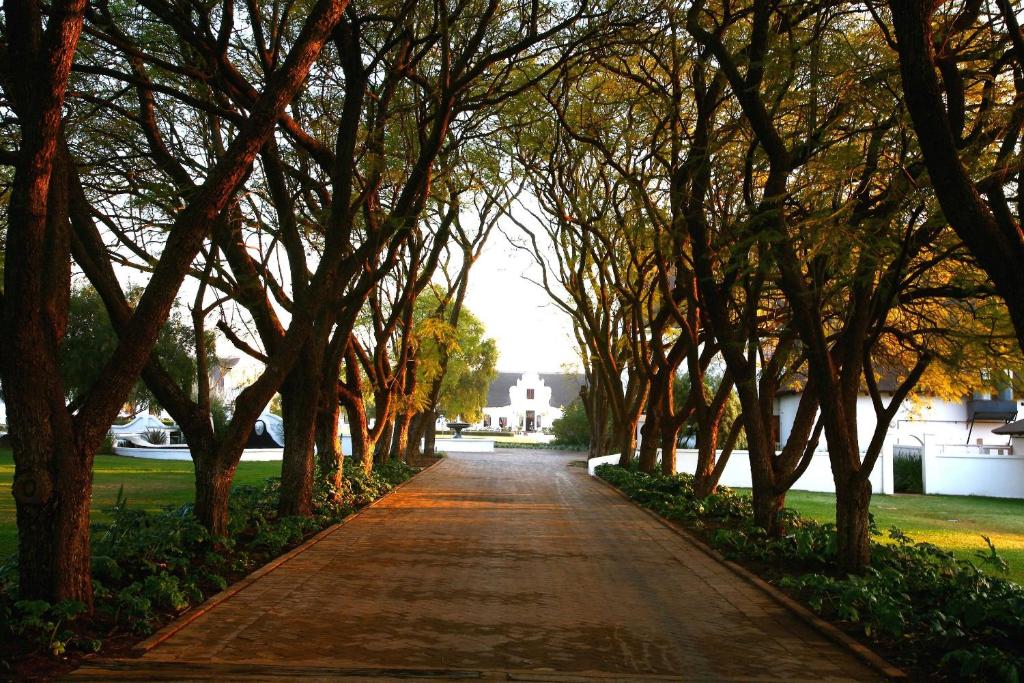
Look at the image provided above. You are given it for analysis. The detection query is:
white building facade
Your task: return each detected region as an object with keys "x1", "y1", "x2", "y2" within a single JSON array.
[
  {"x1": 774, "y1": 389, "x2": 1022, "y2": 455},
  {"x1": 479, "y1": 371, "x2": 583, "y2": 433}
]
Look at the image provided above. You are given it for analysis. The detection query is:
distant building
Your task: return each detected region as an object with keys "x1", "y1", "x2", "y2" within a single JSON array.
[
  {"x1": 775, "y1": 378, "x2": 1022, "y2": 455},
  {"x1": 479, "y1": 371, "x2": 584, "y2": 432}
]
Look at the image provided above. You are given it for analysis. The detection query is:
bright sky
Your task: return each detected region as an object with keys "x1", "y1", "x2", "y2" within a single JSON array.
[{"x1": 462, "y1": 221, "x2": 581, "y2": 374}]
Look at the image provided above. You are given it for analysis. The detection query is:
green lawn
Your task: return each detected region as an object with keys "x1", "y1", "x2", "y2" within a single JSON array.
[
  {"x1": 773, "y1": 489, "x2": 1024, "y2": 584},
  {"x1": 0, "y1": 449, "x2": 282, "y2": 558}
]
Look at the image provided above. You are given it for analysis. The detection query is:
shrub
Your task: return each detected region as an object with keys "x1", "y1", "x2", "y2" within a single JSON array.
[
  {"x1": 893, "y1": 452, "x2": 924, "y2": 494},
  {"x1": 143, "y1": 429, "x2": 168, "y2": 445},
  {"x1": 551, "y1": 399, "x2": 590, "y2": 447}
]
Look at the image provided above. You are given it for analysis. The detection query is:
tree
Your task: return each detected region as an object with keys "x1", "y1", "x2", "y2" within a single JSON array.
[
  {"x1": 413, "y1": 294, "x2": 498, "y2": 424},
  {"x1": 885, "y1": 1, "x2": 1024, "y2": 353},
  {"x1": 0, "y1": 0, "x2": 346, "y2": 606},
  {"x1": 60, "y1": 286, "x2": 201, "y2": 414}
]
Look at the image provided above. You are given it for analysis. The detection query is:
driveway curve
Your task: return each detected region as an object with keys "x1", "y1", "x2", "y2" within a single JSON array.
[{"x1": 74, "y1": 450, "x2": 882, "y2": 681}]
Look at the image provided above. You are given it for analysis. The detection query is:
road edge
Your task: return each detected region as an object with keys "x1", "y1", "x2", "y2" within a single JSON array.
[
  {"x1": 127, "y1": 457, "x2": 444, "y2": 656},
  {"x1": 590, "y1": 473, "x2": 906, "y2": 681}
]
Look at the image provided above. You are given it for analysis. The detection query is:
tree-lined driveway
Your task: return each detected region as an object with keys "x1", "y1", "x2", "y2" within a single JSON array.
[{"x1": 74, "y1": 450, "x2": 881, "y2": 681}]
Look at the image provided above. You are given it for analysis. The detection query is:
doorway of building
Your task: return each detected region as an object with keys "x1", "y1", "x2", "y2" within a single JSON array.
[{"x1": 525, "y1": 410, "x2": 535, "y2": 432}]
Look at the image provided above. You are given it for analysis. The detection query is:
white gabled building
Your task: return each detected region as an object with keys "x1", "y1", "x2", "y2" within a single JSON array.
[
  {"x1": 479, "y1": 371, "x2": 583, "y2": 433},
  {"x1": 774, "y1": 383, "x2": 1022, "y2": 455}
]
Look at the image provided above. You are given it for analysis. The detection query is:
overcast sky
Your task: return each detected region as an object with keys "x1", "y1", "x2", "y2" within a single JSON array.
[{"x1": 462, "y1": 222, "x2": 581, "y2": 374}]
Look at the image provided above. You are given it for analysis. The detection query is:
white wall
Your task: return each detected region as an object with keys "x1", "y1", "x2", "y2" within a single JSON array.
[
  {"x1": 921, "y1": 435, "x2": 1024, "y2": 498},
  {"x1": 588, "y1": 447, "x2": 895, "y2": 495},
  {"x1": 776, "y1": 393, "x2": 1020, "y2": 454}
]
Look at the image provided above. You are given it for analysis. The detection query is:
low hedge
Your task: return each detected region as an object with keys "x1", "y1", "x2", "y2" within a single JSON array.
[
  {"x1": 494, "y1": 441, "x2": 586, "y2": 451},
  {"x1": 596, "y1": 464, "x2": 1024, "y2": 681},
  {"x1": 0, "y1": 459, "x2": 417, "y2": 673}
]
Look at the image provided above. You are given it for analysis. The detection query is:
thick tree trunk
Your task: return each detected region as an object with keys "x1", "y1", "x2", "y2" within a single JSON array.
[
  {"x1": 375, "y1": 419, "x2": 394, "y2": 464},
  {"x1": 390, "y1": 411, "x2": 412, "y2": 462},
  {"x1": 637, "y1": 411, "x2": 660, "y2": 473},
  {"x1": 748, "y1": 428, "x2": 786, "y2": 535},
  {"x1": 315, "y1": 400, "x2": 344, "y2": 497},
  {"x1": 278, "y1": 341, "x2": 325, "y2": 517},
  {"x1": 617, "y1": 416, "x2": 639, "y2": 467},
  {"x1": 5, "y1": 92, "x2": 90, "y2": 606},
  {"x1": 345, "y1": 403, "x2": 373, "y2": 475},
  {"x1": 405, "y1": 412, "x2": 427, "y2": 461},
  {"x1": 423, "y1": 412, "x2": 438, "y2": 457},
  {"x1": 585, "y1": 386, "x2": 610, "y2": 459},
  {"x1": 660, "y1": 423, "x2": 679, "y2": 476},
  {"x1": 835, "y1": 475, "x2": 872, "y2": 573},
  {"x1": 752, "y1": 485, "x2": 786, "y2": 537},
  {"x1": 693, "y1": 437, "x2": 719, "y2": 499},
  {"x1": 193, "y1": 459, "x2": 236, "y2": 537},
  {"x1": 13, "y1": 442, "x2": 94, "y2": 607}
]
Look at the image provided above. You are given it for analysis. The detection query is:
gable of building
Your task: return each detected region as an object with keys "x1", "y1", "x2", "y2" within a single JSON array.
[{"x1": 485, "y1": 371, "x2": 585, "y2": 409}]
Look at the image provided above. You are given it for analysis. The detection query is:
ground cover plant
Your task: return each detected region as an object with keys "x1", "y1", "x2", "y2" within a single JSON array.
[
  {"x1": 0, "y1": 453, "x2": 417, "y2": 675},
  {"x1": 774, "y1": 489, "x2": 1024, "y2": 586},
  {"x1": 597, "y1": 464, "x2": 1024, "y2": 681}
]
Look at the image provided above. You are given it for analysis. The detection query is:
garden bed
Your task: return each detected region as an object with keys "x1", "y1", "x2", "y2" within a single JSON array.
[{"x1": 596, "y1": 464, "x2": 1024, "y2": 682}]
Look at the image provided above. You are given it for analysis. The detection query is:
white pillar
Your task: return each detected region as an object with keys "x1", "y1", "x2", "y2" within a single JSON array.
[
  {"x1": 879, "y1": 431, "x2": 895, "y2": 495},
  {"x1": 921, "y1": 433, "x2": 935, "y2": 495}
]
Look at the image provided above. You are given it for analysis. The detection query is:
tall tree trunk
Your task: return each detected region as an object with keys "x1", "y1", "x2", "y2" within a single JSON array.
[
  {"x1": 747, "y1": 429, "x2": 785, "y2": 536},
  {"x1": 315, "y1": 399, "x2": 344, "y2": 498},
  {"x1": 375, "y1": 419, "x2": 394, "y2": 464},
  {"x1": 637, "y1": 410, "x2": 660, "y2": 473},
  {"x1": 3, "y1": 0, "x2": 88, "y2": 606},
  {"x1": 345, "y1": 402, "x2": 373, "y2": 475},
  {"x1": 405, "y1": 412, "x2": 427, "y2": 460},
  {"x1": 391, "y1": 411, "x2": 412, "y2": 462},
  {"x1": 193, "y1": 457, "x2": 236, "y2": 537},
  {"x1": 660, "y1": 422, "x2": 679, "y2": 476},
  {"x1": 13, "y1": 441, "x2": 94, "y2": 607},
  {"x1": 835, "y1": 473, "x2": 872, "y2": 573},
  {"x1": 423, "y1": 411, "x2": 438, "y2": 457},
  {"x1": 279, "y1": 337, "x2": 326, "y2": 517},
  {"x1": 617, "y1": 415, "x2": 639, "y2": 467}
]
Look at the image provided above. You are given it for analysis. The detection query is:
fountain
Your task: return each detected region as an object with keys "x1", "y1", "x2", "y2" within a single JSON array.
[{"x1": 446, "y1": 420, "x2": 470, "y2": 438}]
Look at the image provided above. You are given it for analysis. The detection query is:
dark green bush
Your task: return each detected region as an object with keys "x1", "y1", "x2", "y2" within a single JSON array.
[
  {"x1": 595, "y1": 464, "x2": 1024, "y2": 681},
  {"x1": 551, "y1": 399, "x2": 590, "y2": 447},
  {"x1": 893, "y1": 453, "x2": 924, "y2": 494}
]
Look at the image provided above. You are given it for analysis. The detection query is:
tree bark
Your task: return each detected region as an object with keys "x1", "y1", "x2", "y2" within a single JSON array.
[
  {"x1": 835, "y1": 474, "x2": 872, "y2": 573},
  {"x1": 193, "y1": 458, "x2": 236, "y2": 537},
  {"x1": 346, "y1": 402, "x2": 373, "y2": 475},
  {"x1": 637, "y1": 410, "x2": 660, "y2": 473},
  {"x1": 315, "y1": 399, "x2": 344, "y2": 497},
  {"x1": 374, "y1": 418, "x2": 394, "y2": 464},
  {"x1": 279, "y1": 335, "x2": 327, "y2": 518},
  {"x1": 617, "y1": 414, "x2": 639, "y2": 467},
  {"x1": 423, "y1": 411, "x2": 438, "y2": 457},
  {"x1": 405, "y1": 412, "x2": 427, "y2": 461}
]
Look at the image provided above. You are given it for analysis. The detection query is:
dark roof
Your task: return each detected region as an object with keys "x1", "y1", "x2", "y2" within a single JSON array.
[
  {"x1": 994, "y1": 419, "x2": 1024, "y2": 435},
  {"x1": 779, "y1": 368, "x2": 902, "y2": 396},
  {"x1": 486, "y1": 372, "x2": 519, "y2": 406},
  {"x1": 485, "y1": 372, "x2": 585, "y2": 408},
  {"x1": 540, "y1": 373, "x2": 585, "y2": 409}
]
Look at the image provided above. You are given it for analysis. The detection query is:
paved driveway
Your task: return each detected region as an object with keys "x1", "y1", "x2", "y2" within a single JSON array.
[{"x1": 74, "y1": 450, "x2": 882, "y2": 681}]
